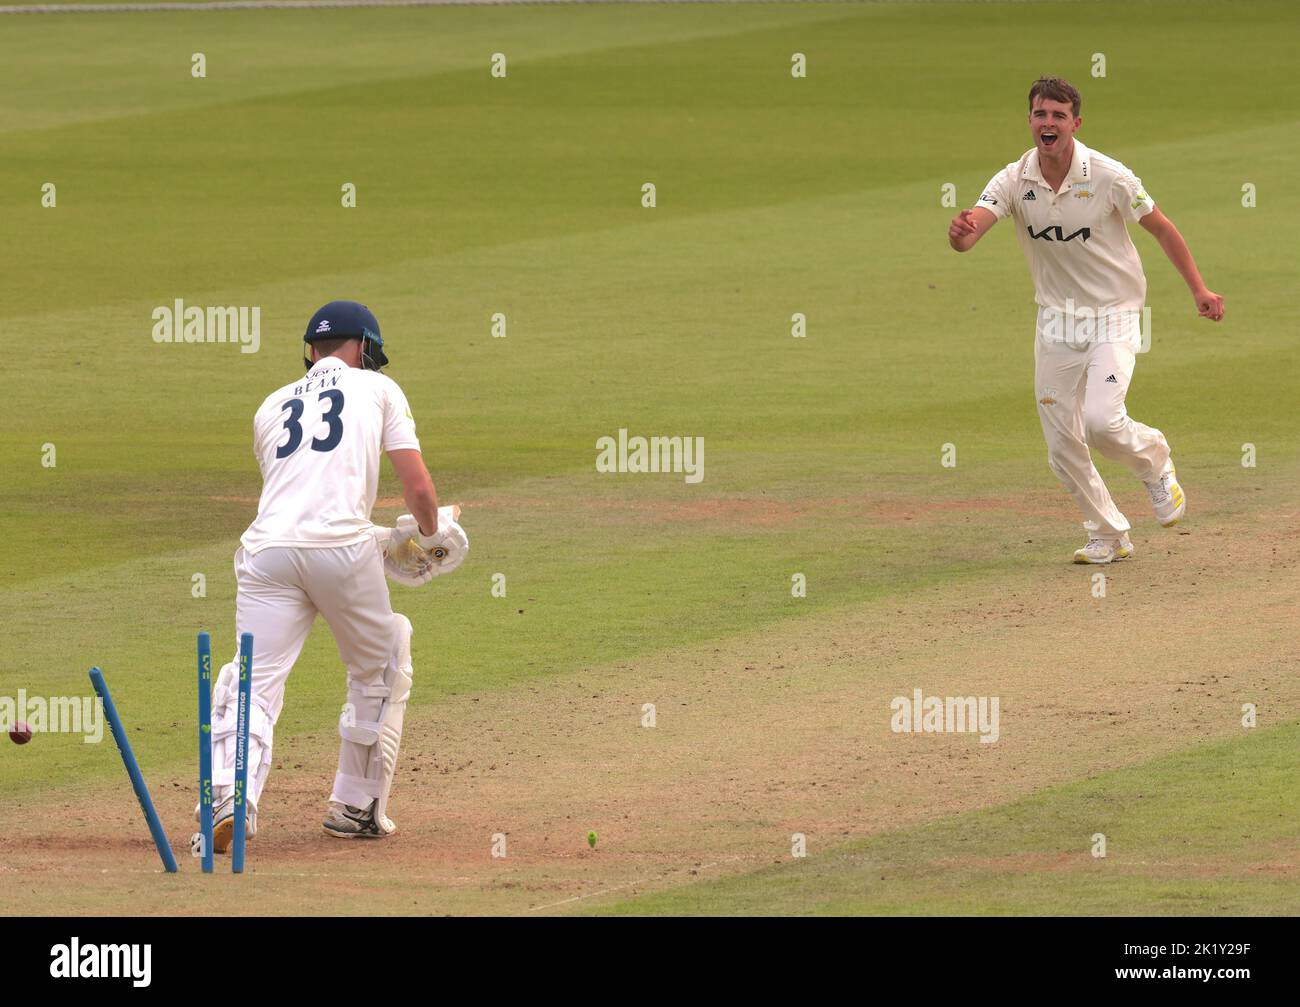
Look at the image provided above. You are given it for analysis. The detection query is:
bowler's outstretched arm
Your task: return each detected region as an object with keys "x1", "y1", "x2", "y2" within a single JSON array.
[{"x1": 1137, "y1": 208, "x2": 1225, "y2": 321}]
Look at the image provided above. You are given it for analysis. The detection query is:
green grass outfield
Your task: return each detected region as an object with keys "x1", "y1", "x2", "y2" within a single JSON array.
[{"x1": 1, "y1": 0, "x2": 1297, "y2": 914}]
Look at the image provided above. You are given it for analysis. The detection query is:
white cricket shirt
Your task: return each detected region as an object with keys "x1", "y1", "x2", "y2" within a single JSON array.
[
  {"x1": 241, "y1": 358, "x2": 421, "y2": 553},
  {"x1": 977, "y1": 138, "x2": 1155, "y2": 313}
]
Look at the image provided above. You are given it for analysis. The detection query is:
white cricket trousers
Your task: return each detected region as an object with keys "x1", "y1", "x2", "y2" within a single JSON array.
[
  {"x1": 1033, "y1": 306, "x2": 1172, "y2": 538},
  {"x1": 211, "y1": 536, "x2": 403, "y2": 814}
]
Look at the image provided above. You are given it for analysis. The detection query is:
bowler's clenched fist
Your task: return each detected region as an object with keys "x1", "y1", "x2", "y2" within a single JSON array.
[{"x1": 1195, "y1": 288, "x2": 1224, "y2": 322}]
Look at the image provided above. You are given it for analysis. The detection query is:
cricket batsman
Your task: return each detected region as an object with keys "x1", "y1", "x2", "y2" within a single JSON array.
[
  {"x1": 200, "y1": 300, "x2": 468, "y2": 849},
  {"x1": 949, "y1": 77, "x2": 1224, "y2": 563}
]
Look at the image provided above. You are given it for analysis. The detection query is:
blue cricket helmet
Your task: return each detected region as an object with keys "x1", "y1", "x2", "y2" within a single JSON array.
[{"x1": 303, "y1": 300, "x2": 389, "y2": 371}]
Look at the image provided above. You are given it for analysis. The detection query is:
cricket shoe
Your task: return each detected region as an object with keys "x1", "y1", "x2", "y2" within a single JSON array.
[
  {"x1": 1073, "y1": 534, "x2": 1134, "y2": 565},
  {"x1": 322, "y1": 800, "x2": 388, "y2": 839},
  {"x1": 1144, "y1": 466, "x2": 1186, "y2": 526},
  {"x1": 194, "y1": 794, "x2": 257, "y2": 854}
]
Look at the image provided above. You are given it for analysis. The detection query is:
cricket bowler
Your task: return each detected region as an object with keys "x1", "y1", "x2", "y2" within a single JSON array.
[
  {"x1": 199, "y1": 300, "x2": 469, "y2": 849},
  {"x1": 949, "y1": 77, "x2": 1224, "y2": 563}
]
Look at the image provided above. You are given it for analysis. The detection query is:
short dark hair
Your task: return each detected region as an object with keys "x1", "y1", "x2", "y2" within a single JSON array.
[
  {"x1": 1028, "y1": 77, "x2": 1081, "y2": 118},
  {"x1": 310, "y1": 336, "x2": 359, "y2": 357}
]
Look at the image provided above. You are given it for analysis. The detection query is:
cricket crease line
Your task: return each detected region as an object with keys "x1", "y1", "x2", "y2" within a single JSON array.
[
  {"x1": 523, "y1": 854, "x2": 750, "y2": 914},
  {"x1": 5, "y1": 865, "x2": 491, "y2": 883}
]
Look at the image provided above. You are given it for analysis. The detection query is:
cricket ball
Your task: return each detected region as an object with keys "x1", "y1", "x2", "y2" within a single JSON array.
[{"x1": 9, "y1": 722, "x2": 32, "y2": 745}]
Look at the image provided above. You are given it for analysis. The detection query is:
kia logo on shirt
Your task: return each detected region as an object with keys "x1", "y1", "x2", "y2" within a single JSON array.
[{"x1": 1027, "y1": 224, "x2": 1091, "y2": 242}]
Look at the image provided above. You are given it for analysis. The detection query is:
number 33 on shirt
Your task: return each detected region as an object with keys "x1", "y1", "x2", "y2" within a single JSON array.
[{"x1": 242, "y1": 357, "x2": 421, "y2": 553}]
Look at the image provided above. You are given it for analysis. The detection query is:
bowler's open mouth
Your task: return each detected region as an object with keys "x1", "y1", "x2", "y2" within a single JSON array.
[{"x1": 1040, "y1": 131, "x2": 1058, "y2": 147}]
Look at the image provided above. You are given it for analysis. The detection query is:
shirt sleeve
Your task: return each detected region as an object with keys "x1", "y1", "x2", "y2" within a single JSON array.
[
  {"x1": 252, "y1": 400, "x2": 273, "y2": 475},
  {"x1": 381, "y1": 378, "x2": 421, "y2": 453},
  {"x1": 1111, "y1": 164, "x2": 1155, "y2": 222},
  {"x1": 975, "y1": 165, "x2": 1014, "y2": 220}
]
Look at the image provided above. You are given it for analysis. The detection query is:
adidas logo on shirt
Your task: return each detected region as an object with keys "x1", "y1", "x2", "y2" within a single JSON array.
[
  {"x1": 1105, "y1": 374, "x2": 1117, "y2": 383},
  {"x1": 1023, "y1": 190, "x2": 1036, "y2": 201}
]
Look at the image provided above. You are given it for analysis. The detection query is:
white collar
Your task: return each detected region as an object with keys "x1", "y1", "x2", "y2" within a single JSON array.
[{"x1": 1023, "y1": 137, "x2": 1090, "y2": 188}]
